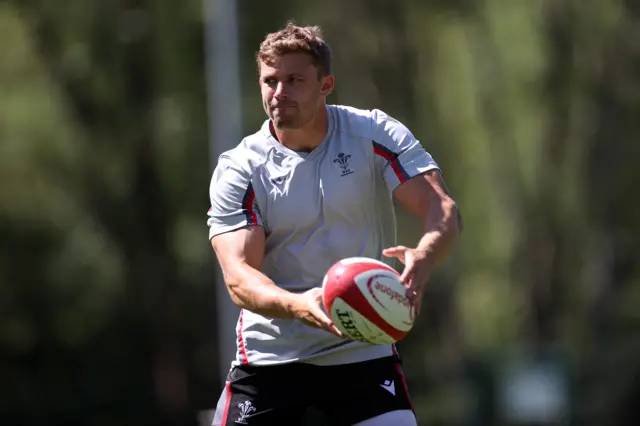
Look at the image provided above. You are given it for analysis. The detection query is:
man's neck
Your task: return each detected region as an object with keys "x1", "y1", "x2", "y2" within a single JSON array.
[{"x1": 272, "y1": 106, "x2": 328, "y2": 153}]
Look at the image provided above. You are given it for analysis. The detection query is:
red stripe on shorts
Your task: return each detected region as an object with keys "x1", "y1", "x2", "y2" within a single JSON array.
[
  {"x1": 395, "y1": 362, "x2": 414, "y2": 411},
  {"x1": 221, "y1": 381, "x2": 232, "y2": 425}
]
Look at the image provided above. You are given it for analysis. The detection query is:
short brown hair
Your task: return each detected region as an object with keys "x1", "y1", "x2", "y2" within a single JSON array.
[{"x1": 257, "y1": 22, "x2": 332, "y2": 77}]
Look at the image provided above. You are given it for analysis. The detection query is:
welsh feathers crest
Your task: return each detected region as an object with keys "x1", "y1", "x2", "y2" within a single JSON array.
[
  {"x1": 236, "y1": 400, "x2": 256, "y2": 423},
  {"x1": 333, "y1": 152, "x2": 354, "y2": 176}
]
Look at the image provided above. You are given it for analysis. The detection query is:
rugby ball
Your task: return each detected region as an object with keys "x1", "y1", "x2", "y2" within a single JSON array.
[{"x1": 322, "y1": 257, "x2": 415, "y2": 345}]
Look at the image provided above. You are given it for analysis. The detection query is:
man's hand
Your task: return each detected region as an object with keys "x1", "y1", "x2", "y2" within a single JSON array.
[
  {"x1": 292, "y1": 288, "x2": 344, "y2": 338},
  {"x1": 383, "y1": 246, "x2": 433, "y2": 314}
]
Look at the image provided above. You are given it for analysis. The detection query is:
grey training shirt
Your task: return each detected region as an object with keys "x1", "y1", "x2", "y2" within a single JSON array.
[{"x1": 208, "y1": 105, "x2": 439, "y2": 367}]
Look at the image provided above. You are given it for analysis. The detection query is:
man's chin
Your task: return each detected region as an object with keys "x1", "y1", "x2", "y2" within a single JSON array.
[{"x1": 272, "y1": 118, "x2": 300, "y2": 130}]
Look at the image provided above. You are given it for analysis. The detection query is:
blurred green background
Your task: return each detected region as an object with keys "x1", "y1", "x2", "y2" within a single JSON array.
[{"x1": 1, "y1": 0, "x2": 639, "y2": 425}]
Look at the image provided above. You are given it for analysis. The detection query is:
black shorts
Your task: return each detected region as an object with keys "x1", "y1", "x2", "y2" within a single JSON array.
[{"x1": 211, "y1": 356, "x2": 414, "y2": 426}]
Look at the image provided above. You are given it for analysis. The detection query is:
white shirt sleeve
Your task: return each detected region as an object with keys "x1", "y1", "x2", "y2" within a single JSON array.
[
  {"x1": 370, "y1": 109, "x2": 440, "y2": 192},
  {"x1": 207, "y1": 155, "x2": 263, "y2": 239}
]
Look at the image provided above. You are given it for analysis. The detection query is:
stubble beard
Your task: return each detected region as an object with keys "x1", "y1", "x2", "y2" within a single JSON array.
[{"x1": 270, "y1": 108, "x2": 306, "y2": 130}]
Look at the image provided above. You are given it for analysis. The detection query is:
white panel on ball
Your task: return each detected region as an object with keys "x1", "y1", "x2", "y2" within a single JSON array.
[
  {"x1": 330, "y1": 298, "x2": 395, "y2": 345},
  {"x1": 352, "y1": 269, "x2": 415, "y2": 332}
]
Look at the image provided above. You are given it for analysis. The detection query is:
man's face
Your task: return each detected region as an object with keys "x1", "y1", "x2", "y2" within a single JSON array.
[{"x1": 259, "y1": 52, "x2": 334, "y2": 130}]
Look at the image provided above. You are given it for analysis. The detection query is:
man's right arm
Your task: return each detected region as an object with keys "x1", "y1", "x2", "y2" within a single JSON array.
[
  {"x1": 211, "y1": 226, "x2": 342, "y2": 336},
  {"x1": 207, "y1": 155, "x2": 341, "y2": 336},
  {"x1": 211, "y1": 225, "x2": 301, "y2": 318}
]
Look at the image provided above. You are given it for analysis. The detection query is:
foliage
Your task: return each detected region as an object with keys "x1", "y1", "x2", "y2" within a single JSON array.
[{"x1": 1, "y1": 0, "x2": 638, "y2": 425}]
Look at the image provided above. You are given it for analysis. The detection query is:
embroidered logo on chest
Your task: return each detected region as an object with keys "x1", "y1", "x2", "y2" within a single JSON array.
[
  {"x1": 333, "y1": 152, "x2": 354, "y2": 176},
  {"x1": 268, "y1": 175, "x2": 288, "y2": 197}
]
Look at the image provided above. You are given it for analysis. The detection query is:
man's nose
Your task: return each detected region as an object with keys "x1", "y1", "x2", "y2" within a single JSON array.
[{"x1": 274, "y1": 82, "x2": 287, "y2": 99}]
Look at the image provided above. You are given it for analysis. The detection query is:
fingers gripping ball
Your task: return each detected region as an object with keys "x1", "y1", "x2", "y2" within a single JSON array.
[{"x1": 322, "y1": 257, "x2": 415, "y2": 345}]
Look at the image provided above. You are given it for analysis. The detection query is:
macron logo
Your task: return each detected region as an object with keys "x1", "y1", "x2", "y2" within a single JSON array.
[{"x1": 380, "y1": 379, "x2": 396, "y2": 396}]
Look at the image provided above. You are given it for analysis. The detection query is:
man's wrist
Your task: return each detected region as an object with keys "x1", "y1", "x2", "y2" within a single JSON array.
[
  {"x1": 281, "y1": 292, "x2": 304, "y2": 319},
  {"x1": 414, "y1": 243, "x2": 436, "y2": 261}
]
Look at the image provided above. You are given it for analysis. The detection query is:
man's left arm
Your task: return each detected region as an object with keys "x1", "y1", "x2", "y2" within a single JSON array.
[
  {"x1": 382, "y1": 170, "x2": 462, "y2": 313},
  {"x1": 369, "y1": 108, "x2": 462, "y2": 309},
  {"x1": 391, "y1": 169, "x2": 462, "y2": 269}
]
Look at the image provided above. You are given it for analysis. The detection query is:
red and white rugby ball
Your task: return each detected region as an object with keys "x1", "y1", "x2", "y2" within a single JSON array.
[{"x1": 322, "y1": 257, "x2": 415, "y2": 345}]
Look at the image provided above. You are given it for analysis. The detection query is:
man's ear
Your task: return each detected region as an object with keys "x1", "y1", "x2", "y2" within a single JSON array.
[{"x1": 320, "y1": 75, "x2": 335, "y2": 96}]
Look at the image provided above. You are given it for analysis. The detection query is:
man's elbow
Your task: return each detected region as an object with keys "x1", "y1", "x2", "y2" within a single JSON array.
[
  {"x1": 444, "y1": 197, "x2": 463, "y2": 237},
  {"x1": 223, "y1": 275, "x2": 251, "y2": 309},
  {"x1": 452, "y1": 201, "x2": 463, "y2": 234}
]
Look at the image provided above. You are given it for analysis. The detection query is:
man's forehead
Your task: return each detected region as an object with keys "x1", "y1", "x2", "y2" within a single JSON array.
[{"x1": 259, "y1": 53, "x2": 315, "y2": 75}]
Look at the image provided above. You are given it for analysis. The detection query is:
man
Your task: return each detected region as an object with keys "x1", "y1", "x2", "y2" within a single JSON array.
[{"x1": 207, "y1": 23, "x2": 461, "y2": 426}]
